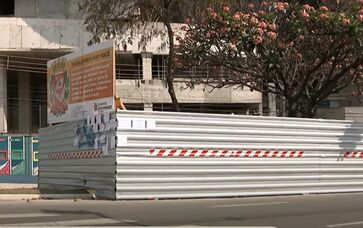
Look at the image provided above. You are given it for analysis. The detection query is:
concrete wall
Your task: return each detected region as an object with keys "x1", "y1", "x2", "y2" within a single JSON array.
[
  {"x1": 316, "y1": 108, "x2": 345, "y2": 120},
  {"x1": 15, "y1": 0, "x2": 82, "y2": 19},
  {"x1": 116, "y1": 80, "x2": 262, "y2": 104},
  {"x1": 0, "y1": 17, "x2": 181, "y2": 55},
  {"x1": 345, "y1": 107, "x2": 363, "y2": 123},
  {"x1": 0, "y1": 17, "x2": 91, "y2": 50}
]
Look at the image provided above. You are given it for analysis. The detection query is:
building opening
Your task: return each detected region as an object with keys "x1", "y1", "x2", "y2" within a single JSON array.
[{"x1": 0, "y1": 0, "x2": 14, "y2": 16}]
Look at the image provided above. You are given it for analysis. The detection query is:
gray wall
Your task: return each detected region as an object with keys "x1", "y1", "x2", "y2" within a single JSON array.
[{"x1": 15, "y1": 0, "x2": 82, "y2": 19}]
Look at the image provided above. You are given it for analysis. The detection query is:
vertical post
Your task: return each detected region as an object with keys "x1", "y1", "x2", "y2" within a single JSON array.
[
  {"x1": 0, "y1": 68, "x2": 7, "y2": 133},
  {"x1": 18, "y1": 72, "x2": 32, "y2": 133},
  {"x1": 39, "y1": 104, "x2": 42, "y2": 129},
  {"x1": 141, "y1": 52, "x2": 153, "y2": 81},
  {"x1": 144, "y1": 103, "x2": 153, "y2": 111}
]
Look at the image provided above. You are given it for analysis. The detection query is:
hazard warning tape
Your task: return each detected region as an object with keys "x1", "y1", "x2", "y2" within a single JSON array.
[
  {"x1": 48, "y1": 150, "x2": 103, "y2": 160},
  {"x1": 344, "y1": 152, "x2": 363, "y2": 158},
  {"x1": 149, "y1": 149, "x2": 304, "y2": 158}
]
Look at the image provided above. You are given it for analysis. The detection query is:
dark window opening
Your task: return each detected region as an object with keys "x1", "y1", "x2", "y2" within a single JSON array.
[{"x1": 0, "y1": 0, "x2": 14, "y2": 16}]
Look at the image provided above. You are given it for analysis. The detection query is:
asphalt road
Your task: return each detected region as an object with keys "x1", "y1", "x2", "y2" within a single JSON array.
[{"x1": 1, "y1": 193, "x2": 363, "y2": 227}]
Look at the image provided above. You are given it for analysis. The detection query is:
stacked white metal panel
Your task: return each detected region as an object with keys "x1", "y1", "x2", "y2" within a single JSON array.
[
  {"x1": 39, "y1": 113, "x2": 118, "y2": 199},
  {"x1": 116, "y1": 111, "x2": 363, "y2": 199}
]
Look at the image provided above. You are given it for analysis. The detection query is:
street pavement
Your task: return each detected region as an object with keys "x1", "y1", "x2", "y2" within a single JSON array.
[{"x1": 1, "y1": 193, "x2": 363, "y2": 227}]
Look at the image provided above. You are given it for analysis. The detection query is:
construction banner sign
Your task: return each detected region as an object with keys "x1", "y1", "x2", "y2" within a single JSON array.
[{"x1": 47, "y1": 40, "x2": 115, "y2": 124}]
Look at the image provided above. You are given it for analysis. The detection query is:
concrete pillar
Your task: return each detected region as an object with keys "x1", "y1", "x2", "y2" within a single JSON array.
[
  {"x1": 257, "y1": 103, "x2": 262, "y2": 115},
  {"x1": 18, "y1": 72, "x2": 32, "y2": 133},
  {"x1": 144, "y1": 103, "x2": 153, "y2": 111},
  {"x1": 141, "y1": 52, "x2": 153, "y2": 80},
  {"x1": 268, "y1": 83, "x2": 277, "y2": 117},
  {"x1": 0, "y1": 69, "x2": 7, "y2": 133}
]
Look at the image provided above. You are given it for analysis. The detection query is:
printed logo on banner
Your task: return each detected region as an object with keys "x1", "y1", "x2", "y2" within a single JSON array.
[
  {"x1": 94, "y1": 102, "x2": 113, "y2": 112},
  {"x1": 49, "y1": 58, "x2": 70, "y2": 117}
]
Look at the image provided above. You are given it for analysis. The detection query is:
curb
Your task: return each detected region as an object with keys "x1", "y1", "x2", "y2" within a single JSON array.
[
  {"x1": 0, "y1": 184, "x2": 37, "y2": 190},
  {"x1": 0, "y1": 194, "x2": 40, "y2": 200}
]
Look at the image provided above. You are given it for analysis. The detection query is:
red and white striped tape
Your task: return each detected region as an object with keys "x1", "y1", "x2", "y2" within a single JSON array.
[
  {"x1": 344, "y1": 152, "x2": 363, "y2": 158},
  {"x1": 149, "y1": 149, "x2": 304, "y2": 158},
  {"x1": 48, "y1": 150, "x2": 103, "y2": 160}
]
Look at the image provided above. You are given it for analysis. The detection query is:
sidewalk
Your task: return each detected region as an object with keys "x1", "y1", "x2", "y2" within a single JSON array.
[{"x1": 0, "y1": 183, "x2": 39, "y2": 200}]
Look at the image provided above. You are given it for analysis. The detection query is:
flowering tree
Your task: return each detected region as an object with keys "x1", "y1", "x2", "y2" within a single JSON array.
[{"x1": 177, "y1": 1, "x2": 363, "y2": 117}]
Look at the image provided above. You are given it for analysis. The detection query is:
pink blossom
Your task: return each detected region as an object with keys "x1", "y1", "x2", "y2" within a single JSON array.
[
  {"x1": 248, "y1": 3, "x2": 255, "y2": 9},
  {"x1": 342, "y1": 18, "x2": 351, "y2": 26},
  {"x1": 258, "y1": 10, "x2": 266, "y2": 15},
  {"x1": 319, "y1": 6, "x2": 329, "y2": 11},
  {"x1": 320, "y1": 13, "x2": 329, "y2": 20},
  {"x1": 267, "y1": 31, "x2": 277, "y2": 40},
  {"x1": 275, "y1": 2, "x2": 285, "y2": 11},
  {"x1": 250, "y1": 17, "x2": 259, "y2": 25},
  {"x1": 302, "y1": 4, "x2": 314, "y2": 11},
  {"x1": 242, "y1": 14, "x2": 250, "y2": 21},
  {"x1": 278, "y1": 42, "x2": 286, "y2": 49},
  {"x1": 261, "y1": 1, "x2": 268, "y2": 7},
  {"x1": 220, "y1": 27, "x2": 229, "y2": 33},
  {"x1": 259, "y1": 21, "x2": 268, "y2": 29},
  {"x1": 210, "y1": 12, "x2": 217, "y2": 19},
  {"x1": 268, "y1": 23, "x2": 277, "y2": 31},
  {"x1": 301, "y1": 10, "x2": 310, "y2": 19},
  {"x1": 298, "y1": 35, "x2": 305, "y2": 41},
  {"x1": 233, "y1": 13, "x2": 241, "y2": 21},
  {"x1": 358, "y1": 14, "x2": 363, "y2": 22},
  {"x1": 223, "y1": 6, "x2": 230, "y2": 12},
  {"x1": 358, "y1": 9, "x2": 363, "y2": 15},
  {"x1": 253, "y1": 35, "x2": 263, "y2": 44},
  {"x1": 283, "y1": 2, "x2": 289, "y2": 9},
  {"x1": 256, "y1": 28, "x2": 264, "y2": 35}
]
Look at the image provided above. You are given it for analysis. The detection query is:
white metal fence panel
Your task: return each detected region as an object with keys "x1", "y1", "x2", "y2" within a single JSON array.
[
  {"x1": 116, "y1": 111, "x2": 363, "y2": 199},
  {"x1": 39, "y1": 113, "x2": 117, "y2": 199},
  {"x1": 39, "y1": 110, "x2": 363, "y2": 200}
]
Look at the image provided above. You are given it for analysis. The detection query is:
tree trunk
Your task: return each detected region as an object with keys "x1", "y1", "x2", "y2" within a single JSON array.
[
  {"x1": 163, "y1": 2, "x2": 180, "y2": 112},
  {"x1": 286, "y1": 99, "x2": 298, "y2": 117},
  {"x1": 300, "y1": 105, "x2": 317, "y2": 118}
]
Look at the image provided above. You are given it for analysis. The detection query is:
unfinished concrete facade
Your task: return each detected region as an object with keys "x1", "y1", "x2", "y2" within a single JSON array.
[{"x1": 0, "y1": 0, "x2": 262, "y2": 133}]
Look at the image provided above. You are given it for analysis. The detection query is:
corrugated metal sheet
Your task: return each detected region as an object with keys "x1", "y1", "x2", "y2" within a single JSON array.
[
  {"x1": 115, "y1": 111, "x2": 363, "y2": 199},
  {"x1": 39, "y1": 113, "x2": 117, "y2": 199},
  {"x1": 40, "y1": 110, "x2": 363, "y2": 200}
]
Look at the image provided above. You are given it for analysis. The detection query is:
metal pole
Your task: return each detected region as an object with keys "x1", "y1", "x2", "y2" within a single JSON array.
[{"x1": 39, "y1": 104, "x2": 41, "y2": 128}]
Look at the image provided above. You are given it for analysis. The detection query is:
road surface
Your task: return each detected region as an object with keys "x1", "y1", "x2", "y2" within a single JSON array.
[{"x1": 1, "y1": 193, "x2": 363, "y2": 227}]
